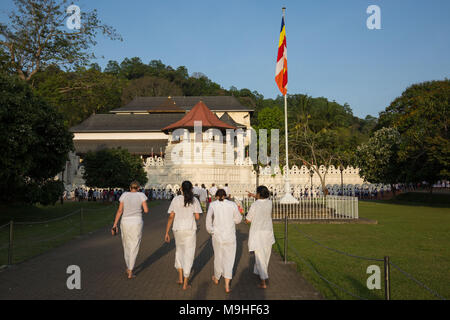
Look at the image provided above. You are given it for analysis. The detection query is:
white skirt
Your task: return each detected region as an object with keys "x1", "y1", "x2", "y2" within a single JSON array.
[
  {"x1": 120, "y1": 218, "x2": 143, "y2": 270},
  {"x1": 212, "y1": 236, "x2": 236, "y2": 280},
  {"x1": 173, "y1": 229, "x2": 196, "y2": 278},
  {"x1": 253, "y1": 245, "x2": 272, "y2": 280}
]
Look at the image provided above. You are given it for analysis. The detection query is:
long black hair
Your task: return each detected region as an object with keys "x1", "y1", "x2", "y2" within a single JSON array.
[
  {"x1": 181, "y1": 181, "x2": 194, "y2": 206},
  {"x1": 256, "y1": 185, "x2": 270, "y2": 199},
  {"x1": 215, "y1": 189, "x2": 227, "y2": 201}
]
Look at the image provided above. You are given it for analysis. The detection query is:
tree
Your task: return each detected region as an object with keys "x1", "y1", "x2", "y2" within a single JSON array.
[
  {"x1": 254, "y1": 106, "x2": 284, "y2": 131},
  {"x1": 32, "y1": 65, "x2": 123, "y2": 127},
  {"x1": 104, "y1": 60, "x2": 121, "y2": 76},
  {"x1": 289, "y1": 117, "x2": 338, "y2": 194},
  {"x1": 119, "y1": 57, "x2": 148, "y2": 80},
  {"x1": 0, "y1": 73, "x2": 74, "y2": 204},
  {"x1": 377, "y1": 80, "x2": 450, "y2": 185},
  {"x1": 0, "y1": 0, "x2": 121, "y2": 82},
  {"x1": 354, "y1": 127, "x2": 402, "y2": 190},
  {"x1": 121, "y1": 76, "x2": 183, "y2": 105},
  {"x1": 82, "y1": 148, "x2": 148, "y2": 189},
  {"x1": 286, "y1": 94, "x2": 364, "y2": 193}
]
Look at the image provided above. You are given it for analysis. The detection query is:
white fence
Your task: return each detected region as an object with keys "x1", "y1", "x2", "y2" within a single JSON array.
[{"x1": 242, "y1": 196, "x2": 359, "y2": 220}]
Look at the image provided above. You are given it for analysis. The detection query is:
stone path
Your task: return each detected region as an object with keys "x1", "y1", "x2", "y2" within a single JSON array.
[{"x1": 0, "y1": 201, "x2": 322, "y2": 300}]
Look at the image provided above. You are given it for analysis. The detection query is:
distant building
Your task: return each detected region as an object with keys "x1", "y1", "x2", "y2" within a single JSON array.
[
  {"x1": 70, "y1": 96, "x2": 253, "y2": 157},
  {"x1": 61, "y1": 95, "x2": 365, "y2": 196}
]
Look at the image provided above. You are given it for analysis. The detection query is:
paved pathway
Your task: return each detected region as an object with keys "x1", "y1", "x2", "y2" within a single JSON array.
[{"x1": 0, "y1": 201, "x2": 322, "y2": 300}]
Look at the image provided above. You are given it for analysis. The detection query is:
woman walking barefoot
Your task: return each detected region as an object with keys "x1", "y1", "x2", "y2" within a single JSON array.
[
  {"x1": 112, "y1": 181, "x2": 148, "y2": 279},
  {"x1": 206, "y1": 189, "x2": 242, "y2": 293},
  {"x1": 165, "y1": 181, "x2": 202, "y2": 290},
  {"x1": 245, "y1": 186, "x2": 275, "y2": 289}
]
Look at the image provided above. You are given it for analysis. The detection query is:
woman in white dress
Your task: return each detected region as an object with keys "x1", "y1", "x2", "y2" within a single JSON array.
[
  {"x1": 206, "y1": 189, "x2": 242, "y2": 293},
  {"x1": 165, "y1": 180, "x2": 202, "y2": 290},
  {"x1": 112, "y1": 181, "x2": 148, "y2": 279},
  {"x1": 245, "y1": 186, "x2": 275, "y2": 289},
  {"x1": 199, "y1": 184, "x2": 208, "y2": 211}
]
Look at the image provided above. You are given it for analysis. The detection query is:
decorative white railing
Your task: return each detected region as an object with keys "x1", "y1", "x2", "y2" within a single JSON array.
[{"x1": 240, "y1": 195, "x2": 359, "y2": 220}]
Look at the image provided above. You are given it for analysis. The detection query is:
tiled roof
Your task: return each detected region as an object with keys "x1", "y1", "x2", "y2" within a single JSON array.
[
  {"x1": 70, "y1": 113, "x2": 184, "y2": 132},
  {"x1": 162, "y1": 101, "x2": 236, "y2": 132},
  {"x1": 110, "y1": 96, "x2": 253, "y2": 113}
]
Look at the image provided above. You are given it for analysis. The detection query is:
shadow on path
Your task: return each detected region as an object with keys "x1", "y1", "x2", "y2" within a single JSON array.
[
  {"x1": 134, "y1": 241, "x2": 175, "y2": 275},
  {"x1": 228, "y1": 253, "x2": 266, "y2": 300},
  {"x1": 190, "y1": 237, "x2": 214, "y2": 284}
]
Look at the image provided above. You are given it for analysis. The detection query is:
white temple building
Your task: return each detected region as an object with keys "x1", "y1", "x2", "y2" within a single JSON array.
[{"x1": 62, "y1": 96, "x2": 367, "y2": 197}]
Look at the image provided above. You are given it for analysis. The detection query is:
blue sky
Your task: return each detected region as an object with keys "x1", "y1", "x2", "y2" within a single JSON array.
[{"x1": 1, "y1": 0, "x2": 449, "y2": 118}]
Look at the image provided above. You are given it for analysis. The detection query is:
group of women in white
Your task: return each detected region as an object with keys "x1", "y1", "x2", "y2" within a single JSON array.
[{"x1": 112, "y1": 180, "x2": 275, "y2": 293}]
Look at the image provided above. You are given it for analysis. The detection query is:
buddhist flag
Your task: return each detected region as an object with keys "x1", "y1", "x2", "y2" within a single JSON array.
[{"x1": 275, "y1": 15, "x2": 287, "y2": 95}]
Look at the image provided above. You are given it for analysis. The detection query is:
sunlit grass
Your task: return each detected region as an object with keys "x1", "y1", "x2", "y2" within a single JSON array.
[{"x1": 273, "y1": 199, "x2": 450, "y2": 300}]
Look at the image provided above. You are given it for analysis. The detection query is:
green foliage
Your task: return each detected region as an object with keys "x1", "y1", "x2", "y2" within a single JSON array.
[
  {"x1": 377, "y1": 79, "x2": 450, "y2": 183},
  {"x1": 254, "y1": 106, "x2": 284, "y2": 131},
  {"x1": 355, "y1": 127, "x2": 402, "y2": 184},
  {"x1": 121, "y1": 76, "x2": 183, "y2": 105},
  {"x1": 32, "y1": 65, "x2": 123, "y2": 127},
  {"x1": 0, "y1": 0, "x2": 121, "y2": 81},
  {"x1": 82, "y1": 148, "x2": 148, "y2": 189},
  {"x1": 0, "y1": 73, "x2": 74, "y2": 204}
]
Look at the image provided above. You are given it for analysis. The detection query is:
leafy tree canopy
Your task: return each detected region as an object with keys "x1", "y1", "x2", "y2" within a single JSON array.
[
  {"x1": 0, "y1": 73, "x2": 73, "y2": 204},
  {"x1": 377, "y1": 79, "x2": 450, "y2": 183},
  {"x1": 82, "y1": 148, "x2": 148, "y2": 189},
  {"x1": 355, "y1": 127, "x2": 402, "y2": 185},
  {"x1": 0, "y1": 0, "x2": 121, "y2": 81}
]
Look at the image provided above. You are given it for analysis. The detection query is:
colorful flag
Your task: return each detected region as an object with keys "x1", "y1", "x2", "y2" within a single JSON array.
[{"x1": 275, "y1": 15, "x2": 288, "y2": 95}]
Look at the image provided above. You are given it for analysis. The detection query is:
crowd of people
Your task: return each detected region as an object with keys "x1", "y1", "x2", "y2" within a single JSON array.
[
  {"x1": 68, "y1": 183, "x2": 232, "y2": 205},
  {"x1": 111, "y1": 180, "x2": 273, "y2": 293}
]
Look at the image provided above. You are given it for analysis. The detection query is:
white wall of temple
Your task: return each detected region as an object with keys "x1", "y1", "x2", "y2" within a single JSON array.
[
  {"x1": 60, "y1": 142, "x2": 366, "y2": 194},
  {"x1": 73, "y1": 132, "x2": 169, "y2": 140},
  {"x1": 143, "y1": 161, "x2": 365, "y2": 197}
]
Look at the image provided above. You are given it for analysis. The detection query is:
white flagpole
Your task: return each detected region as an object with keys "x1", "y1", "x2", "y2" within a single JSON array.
[{"x1": 280, "y1": 7, "x2": 298, "y2": 205}]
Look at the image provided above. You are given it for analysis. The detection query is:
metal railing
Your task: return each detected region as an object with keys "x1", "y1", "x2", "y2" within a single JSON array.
[
  {"x1": 241, "y1": 195, "x2": 358, "y2": 220},
  {"x1": 0, "y1": 205, "x2": 116, "y2": 266}
]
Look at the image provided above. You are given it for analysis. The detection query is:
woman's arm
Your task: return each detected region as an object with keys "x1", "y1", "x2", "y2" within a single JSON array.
[
  {"x1": 246, "y1": 191, "x2": 257, "y2": 198},
  {"x1": 205, "y1": 205, "x2": 214, "y2": 234},
  {"x1": 142, "y1": 201, "x2": 149, "y2": 214},
  {"x1": 112, "y1": 202, "x2": 124, "y2": 230},
  {"x1": 165, "y1": 212, "x2": 175, "y2": 242}
]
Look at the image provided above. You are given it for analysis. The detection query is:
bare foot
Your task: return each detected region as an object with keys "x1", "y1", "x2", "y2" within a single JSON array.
[
  {"x1": 182, "y1": 284, "x2": 191, "y2": 290},
  {"x1": 176, "y1": 280, "x2": 183, "y2": 285},
  {"x1": 258, "y1": 283, "x2": 267, "y2": 289},
  {"x1": 212, "y1": 276, "x2": 219, "y2": 285},
  {"x1": 225, "y1": 287, "x2": 232, "y2": 293}
]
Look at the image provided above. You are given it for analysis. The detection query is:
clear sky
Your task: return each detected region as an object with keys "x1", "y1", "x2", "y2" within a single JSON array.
[{"x1": 1, "y1": 0, "x2": 449, "y2": 118}]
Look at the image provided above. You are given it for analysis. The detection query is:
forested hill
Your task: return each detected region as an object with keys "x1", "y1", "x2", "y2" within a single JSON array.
[{"x1": 28, "y1": 56, "x2": 376, "y2": 142}]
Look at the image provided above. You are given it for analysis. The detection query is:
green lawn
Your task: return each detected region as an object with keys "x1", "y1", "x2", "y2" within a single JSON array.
[
  {"x1": 273, "y1": 197, "x2": 450, "y2": 300},
  {"x1": 0, "y1": 200, "x2": 160, "y2": 265}
]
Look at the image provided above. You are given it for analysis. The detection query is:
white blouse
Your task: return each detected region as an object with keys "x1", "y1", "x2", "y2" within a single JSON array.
[
  {"x1": 246, "y1": 199, "x2": 275, "y2": 251},
  {"x1": 206, "y1": 200, "x2": 242, "y2": 243},
  {"x1": 168, "y1": 195, "x2": 202, "y2": 231},
  {"x1": 119, "y1": 192, "x2": 148, "y2": 220}
]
